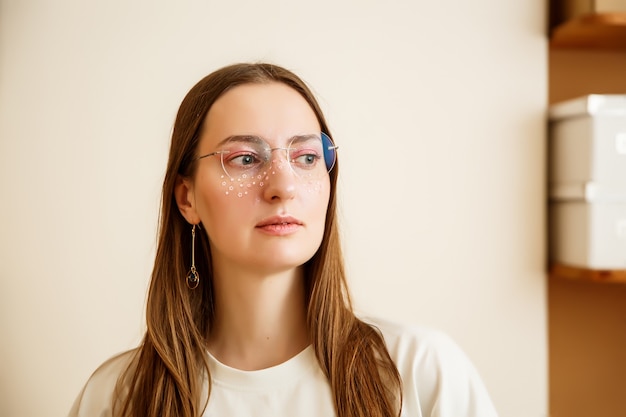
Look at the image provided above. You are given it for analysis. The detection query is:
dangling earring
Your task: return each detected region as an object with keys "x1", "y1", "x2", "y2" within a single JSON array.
[{"x1": 186, "y1": 224, "x2": 200, "y2": 289}]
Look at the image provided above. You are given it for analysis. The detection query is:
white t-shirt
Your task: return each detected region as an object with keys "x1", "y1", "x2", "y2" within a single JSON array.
[{"x1": 69, "y1": 317, "x2": 498, "y2": 417}]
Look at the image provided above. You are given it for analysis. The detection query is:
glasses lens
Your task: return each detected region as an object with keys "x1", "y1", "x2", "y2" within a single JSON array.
[
  {"x1": 321, "y1": 132, "x2": 337, "y2": 172},
  {"x1": 217, "y1": 137, "x2": 271, "y2": 197},
  {"x1": 286, "y1": 133, "x2": 337, "y2": 174},
  {"x1": 219, "y1": 137, "x2": 270, "y2": 180}
]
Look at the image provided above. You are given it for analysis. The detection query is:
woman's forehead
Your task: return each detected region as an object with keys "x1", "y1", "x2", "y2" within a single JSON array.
[{"x1": 201, "y1": 82, "x2": 320, "y2": 146}]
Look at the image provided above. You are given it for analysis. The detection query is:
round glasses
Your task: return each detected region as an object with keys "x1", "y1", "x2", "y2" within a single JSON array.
[{"x1": 196, "y1": 133, "x2": 337, "y2": 192}]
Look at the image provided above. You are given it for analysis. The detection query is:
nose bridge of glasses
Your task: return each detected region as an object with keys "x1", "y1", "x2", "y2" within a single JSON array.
[
  {"x1": 266, "y1": 146, "x2": 296, "y2": 175},
  {"x1": 268, "y1": 146, "x2": 290, "y2": 159}
]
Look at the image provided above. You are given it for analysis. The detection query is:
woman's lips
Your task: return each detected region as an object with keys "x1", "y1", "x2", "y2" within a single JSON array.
[{"x1": 255, "y1": 216, "x2": 303, "y2": 235}]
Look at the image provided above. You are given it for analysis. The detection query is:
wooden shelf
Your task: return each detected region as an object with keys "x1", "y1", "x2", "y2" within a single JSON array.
[
  {"x1": 550, "y1": 13, "x2": 626, "y2": 49},
  {"x1": 550, "y1": 263, "x2": 626, "y2": 284}
]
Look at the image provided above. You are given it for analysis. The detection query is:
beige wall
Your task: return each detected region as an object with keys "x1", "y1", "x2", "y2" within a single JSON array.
[{"x1": 0, "y1": 1, "x2": 547, "y2": 416}]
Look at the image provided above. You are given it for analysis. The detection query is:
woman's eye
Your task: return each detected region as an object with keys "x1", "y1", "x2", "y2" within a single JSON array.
[
  {"x1": 227, "y1": 152, "x2": 260, "y2": 168},
  {"x1": 292, "y1": 152, "x2": 320, "y2": 167}
]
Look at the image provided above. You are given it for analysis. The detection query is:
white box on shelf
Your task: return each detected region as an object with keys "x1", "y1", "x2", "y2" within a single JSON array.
[
  {"x1": 549, "y1": 94, "x2": 626, "y2": 185},
  {"x1": 549, "y1": 182, "x2": 626, "y2": 269}
]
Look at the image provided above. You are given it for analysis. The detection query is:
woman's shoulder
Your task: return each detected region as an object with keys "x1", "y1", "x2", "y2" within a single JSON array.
[
  {"x1": 362, "y1": 315, "x2": 483, "y2": 379},
  {"x1": 68, "y1": 349, "x2": 137, "y2": 417},
  {"x1": 362, "y1": 315, "x2": 457, "y2": 357},
  {"x1": 361, "y1": 316, "x2": 498, "y2": 417}
]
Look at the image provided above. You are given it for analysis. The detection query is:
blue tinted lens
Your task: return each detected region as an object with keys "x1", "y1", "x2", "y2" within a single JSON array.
[{"x1": 321, "y1": 132, "x2": 337, "y2": 172}]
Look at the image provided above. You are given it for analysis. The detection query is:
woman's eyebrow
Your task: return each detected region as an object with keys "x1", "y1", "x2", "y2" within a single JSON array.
[
  {"x1": 216, "y1": 135, "x2": 265, "y2": 147},
  {"x1": 288, "y1": 134, "x2": 319, "y2": 144},
  {"x1": 217, "y1": 134, "x2": 319, "y2": 147}
]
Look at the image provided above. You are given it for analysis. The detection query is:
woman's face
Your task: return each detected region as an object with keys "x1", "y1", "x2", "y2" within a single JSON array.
[{"x1": 178, "y1": 82, "x2": 331, "y2": 275}]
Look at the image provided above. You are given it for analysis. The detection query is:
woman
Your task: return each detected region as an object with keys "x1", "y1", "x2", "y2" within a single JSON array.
[{"x1": 69, "y1": 63, "x2": 497, "y2": 417}]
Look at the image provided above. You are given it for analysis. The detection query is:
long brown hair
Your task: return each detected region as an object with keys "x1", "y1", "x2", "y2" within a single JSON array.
[{"x1": 115, "y1": 63, "x2": 402, "y2": 417}]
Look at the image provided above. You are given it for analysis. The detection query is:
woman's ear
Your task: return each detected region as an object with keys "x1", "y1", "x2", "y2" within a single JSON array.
[{"x1": 174, "y1": 175, "x2": 201, "y2": 224}]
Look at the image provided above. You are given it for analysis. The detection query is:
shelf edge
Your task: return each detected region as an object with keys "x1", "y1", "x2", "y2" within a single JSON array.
[{"x1": 549, "y1": 264, "x2": 626, "y2": 284}]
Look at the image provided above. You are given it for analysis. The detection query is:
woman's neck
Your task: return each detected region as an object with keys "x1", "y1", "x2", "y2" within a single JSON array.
[{"x1": 207, "y1": 266, "x2": 310, "y2": 371}]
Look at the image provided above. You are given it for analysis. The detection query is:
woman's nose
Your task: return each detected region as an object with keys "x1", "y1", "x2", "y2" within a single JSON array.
[{"x1": 262, "y1": 152, "x2": 297, "y2": 201}]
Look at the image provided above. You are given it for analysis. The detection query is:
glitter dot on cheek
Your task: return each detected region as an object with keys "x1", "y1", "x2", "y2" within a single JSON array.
[{"x1": 305, "y1": 179, "x2": 322, "y2": 193}]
